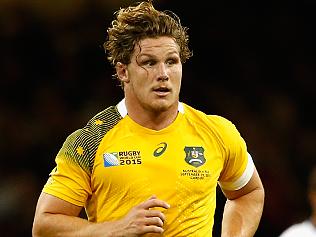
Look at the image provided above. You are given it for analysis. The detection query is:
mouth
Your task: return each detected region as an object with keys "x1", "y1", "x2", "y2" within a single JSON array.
[{"x1": 152, "y1": 86, "x2": 171, "y2": 96}]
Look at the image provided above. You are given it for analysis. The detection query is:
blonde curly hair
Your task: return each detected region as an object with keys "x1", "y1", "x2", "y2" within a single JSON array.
[{"x1": 103, "y1": 1, "x2": 192, "y2": 68}]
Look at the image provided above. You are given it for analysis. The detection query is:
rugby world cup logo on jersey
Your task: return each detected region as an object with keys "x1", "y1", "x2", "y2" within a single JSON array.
[
  {"x1": 103, "y1": 150, "x2": 142, "y2": 167},
  {"x1": 184, "y1": 146, "x2": 206, "y2": 168},
  {"x1": 103, "y1": 152, "x2": 120, "y2": 167}
]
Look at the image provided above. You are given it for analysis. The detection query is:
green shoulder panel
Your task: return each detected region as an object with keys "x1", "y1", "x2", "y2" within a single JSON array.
[{"x1": 57, "y1": 106, "x2": 122, "y2": 174}]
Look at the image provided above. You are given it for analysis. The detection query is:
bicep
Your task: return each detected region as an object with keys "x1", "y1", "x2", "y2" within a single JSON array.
[
  {"x1": 221, "y1": 167, "x2": 264, "y2": 200},
  {"x1": 35, "y1": 192, "x2": 83, "y2": 217}
]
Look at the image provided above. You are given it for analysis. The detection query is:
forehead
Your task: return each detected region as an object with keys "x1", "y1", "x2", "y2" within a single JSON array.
[{"x1": 133, "y1": 36, "x2": 180, "y2": 56}]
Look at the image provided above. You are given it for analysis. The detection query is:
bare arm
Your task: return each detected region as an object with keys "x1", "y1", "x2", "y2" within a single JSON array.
[
  {"x1": 32, "y1": 192, "x2": 170, "y2": 237},
  {"x1": 221, "y1": 168, "x2": 265, "y2": 237}
]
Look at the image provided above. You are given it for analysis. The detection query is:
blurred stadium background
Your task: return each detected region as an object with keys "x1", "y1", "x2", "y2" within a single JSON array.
[{"x1": 0, "y1": 0, "x2": 315, "y2": 236}]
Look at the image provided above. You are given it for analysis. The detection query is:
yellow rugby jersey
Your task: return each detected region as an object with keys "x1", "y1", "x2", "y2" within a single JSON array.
[{"x1": 43, "y1": 99, "x2": 255, "y2": 236}]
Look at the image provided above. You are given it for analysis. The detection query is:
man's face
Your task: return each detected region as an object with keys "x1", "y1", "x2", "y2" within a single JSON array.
[{"x1": 120, "y1": 36, "x2": 182, "y2": 113}]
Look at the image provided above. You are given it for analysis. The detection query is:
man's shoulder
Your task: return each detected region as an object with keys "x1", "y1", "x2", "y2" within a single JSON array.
[
  {"x1": 84, "y1": 104, "x2": 122, "y2": 132},
  {"x1": 57, "y1": 104, "x2": 123, "y2": 173},
  {"x1": 64, "y1": 104, "x2": 122, "y2": 150},
  {"x1": 181, "y1": 102, "x2": 242, "y2": 144},
  {"x1": 181, "y1": 102, "x2": 233, "y2": 127}
]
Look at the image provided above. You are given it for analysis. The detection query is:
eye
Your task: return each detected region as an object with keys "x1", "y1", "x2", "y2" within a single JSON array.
[
  {"x1": 142, "y1": 60, "x2": 156, "y2": 66},
  {"x1": 166, "y1": 56, "x2": 180, "y2": 65},
  {"x1": 166, "y1": 58, "x2": 178, "y2": 65},
  {"x1": 166, "y1": 59, "x2": 175, "y2": 65}
]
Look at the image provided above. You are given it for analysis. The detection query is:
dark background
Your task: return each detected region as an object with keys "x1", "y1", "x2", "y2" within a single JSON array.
[{"x1": 0, "y1": 0, "x2": 315, "y2": 236}]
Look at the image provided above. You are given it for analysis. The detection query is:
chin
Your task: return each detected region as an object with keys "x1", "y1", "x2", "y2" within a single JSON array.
[{"x1": 150, "y1": 99, "x2": 176, "y2": 112}]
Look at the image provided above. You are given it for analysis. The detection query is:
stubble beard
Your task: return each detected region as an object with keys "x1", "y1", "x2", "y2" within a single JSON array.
[{"x1": 146, "y1": 95, "x2": 178, "y2": 114}]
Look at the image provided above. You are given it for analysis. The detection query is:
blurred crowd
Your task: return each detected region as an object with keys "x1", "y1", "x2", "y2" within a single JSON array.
[{"x1": 0, "y1": 0, "x2": 315, "y2": 236}]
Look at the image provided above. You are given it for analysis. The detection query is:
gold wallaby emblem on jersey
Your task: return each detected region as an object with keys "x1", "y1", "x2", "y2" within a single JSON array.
[{"x1": 184, "y1": 146, "x2": 206, "y2": 167}]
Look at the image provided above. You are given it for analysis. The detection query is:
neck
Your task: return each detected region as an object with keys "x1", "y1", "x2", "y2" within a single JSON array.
[{"x1": 124, "y1": 98, "x2": 179, "y2": 131}]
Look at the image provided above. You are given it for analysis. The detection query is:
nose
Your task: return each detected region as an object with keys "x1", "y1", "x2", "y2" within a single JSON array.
[{"x1": 157, "y1": 63, "x2": 169, "y2": 81}]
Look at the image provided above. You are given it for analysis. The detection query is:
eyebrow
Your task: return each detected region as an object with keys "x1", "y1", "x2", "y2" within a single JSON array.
[
  {"x1": 137, "y1": 51, "x2": 179, "y2": 59},
  {"x1": 137, "y1": 53, "x2": 155, "y2": 58}
]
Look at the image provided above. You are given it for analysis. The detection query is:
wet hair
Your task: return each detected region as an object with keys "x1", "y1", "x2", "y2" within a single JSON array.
[{"x1": 103, "y1": 0, "x2": 192, "y2": 68}]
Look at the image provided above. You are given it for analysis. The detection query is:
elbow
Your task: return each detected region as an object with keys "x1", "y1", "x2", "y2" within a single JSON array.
[
  {"x1": 32, "y1": 213, "x2": 48, "y2": 237},
  {"x1": 32, "y1": 218, "x2": 41, "y2": 237},
  {"x1": 252, "y1": 182, "x2": 265, "y2": 215},
  {"x1": 257, "y1": 179, "x2": 265, "y2": 204},
  {"x1": 260, "y1": 184, "x2": 265, "y2": 207}
]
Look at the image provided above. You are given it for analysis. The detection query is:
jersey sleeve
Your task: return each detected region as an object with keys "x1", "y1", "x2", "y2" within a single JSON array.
[
  {"x1": 43, "y1": 129, "x2": 93, "y2": 206},
  {"x1": 214, "y1": 116, "x2": 255, "y2": 191}
]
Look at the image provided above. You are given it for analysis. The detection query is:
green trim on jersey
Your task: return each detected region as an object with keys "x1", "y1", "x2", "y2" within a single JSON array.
[{"x1": 58, "y1": 106, "x2": 122, "y2": 174}]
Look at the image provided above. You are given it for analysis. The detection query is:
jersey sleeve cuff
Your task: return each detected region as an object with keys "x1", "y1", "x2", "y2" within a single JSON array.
[
  {"x1": 42, "y1": 187, "x2": 85, "y2": 207},
  {"x1": 219, "y1": 153, "x2": 255, "y2": 191}
]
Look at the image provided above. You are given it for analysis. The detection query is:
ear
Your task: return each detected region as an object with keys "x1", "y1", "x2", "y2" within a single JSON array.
[{"x1": 115, "y1": 62, "x2": 129, "y2": 83}]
